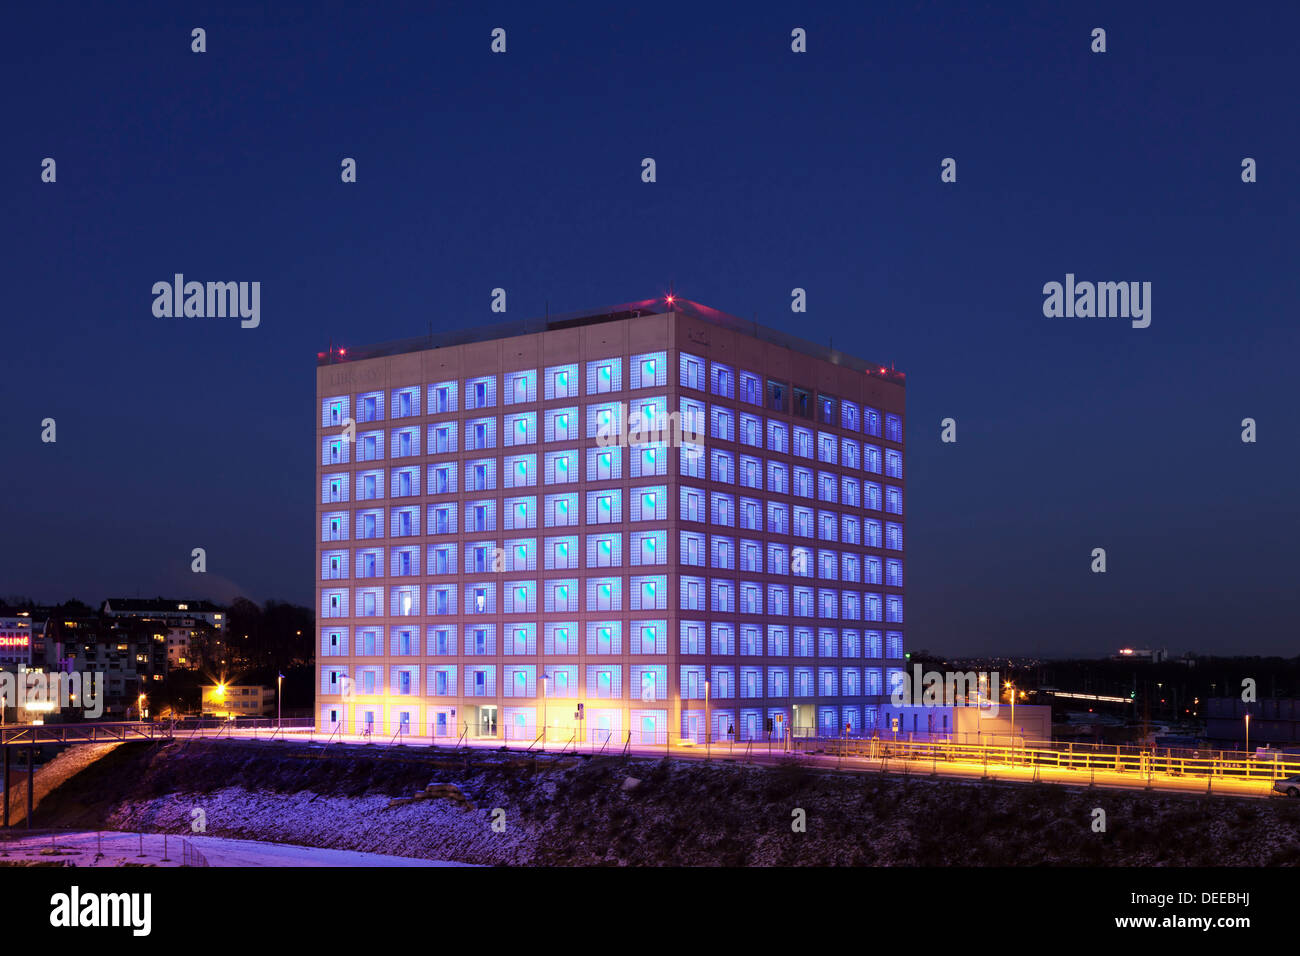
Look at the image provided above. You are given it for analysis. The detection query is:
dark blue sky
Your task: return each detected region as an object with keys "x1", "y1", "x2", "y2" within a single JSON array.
[{"x1": 3, "y1": 1, "x2": 1297, "y2": 657}]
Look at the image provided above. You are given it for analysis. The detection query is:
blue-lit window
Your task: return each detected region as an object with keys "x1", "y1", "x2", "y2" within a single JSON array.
[
  {"x1": 548, "y1": 364, "x2": 578, "y2": 400},
  {"x1": 679, "y1": 352, "x2": 705, "y2": 390},
  {"x1": 885, "y1": 449, "x2": 903, "y2": 479},
  {"x1": 886, "y1": 522, "x2": 903, "y2": 551},
  {"x1": 767, "y1": 421, "x2": 788, "y2": 454},
  {"x1": 711, "y1": 363, "x2": 735, "y2": 398}
]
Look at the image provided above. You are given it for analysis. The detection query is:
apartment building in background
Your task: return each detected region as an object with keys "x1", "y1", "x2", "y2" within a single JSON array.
[{"x1": 315, "y1": 297, "x2": 906, "y2": 745}]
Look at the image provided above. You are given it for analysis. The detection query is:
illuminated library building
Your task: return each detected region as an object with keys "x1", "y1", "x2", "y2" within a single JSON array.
[{"x1": 315, "y1": 298, "x2": 906, "y2": 745}]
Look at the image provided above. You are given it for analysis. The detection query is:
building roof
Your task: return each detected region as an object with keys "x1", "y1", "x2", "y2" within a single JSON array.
[
  {"x1": 102, "y1": 598, "x2": 224, "y2": 615},
  {"x1": 317, "y1": 296, "x2": 905, "y2": 384}
]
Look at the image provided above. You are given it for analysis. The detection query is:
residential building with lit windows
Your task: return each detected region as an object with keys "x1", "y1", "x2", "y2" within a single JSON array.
[{"x1": 315, "y1": 297, "x2": 906, "y2": 745}]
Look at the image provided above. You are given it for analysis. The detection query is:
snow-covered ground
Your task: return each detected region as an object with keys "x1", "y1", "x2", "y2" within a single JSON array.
[
  {"x1": 2, "y1": 742, "x2": 120, "y2": 825},
  {"x1": 0, "y1": 830, "x2": 474, "y2": 867},
  {"x1": 189, "y1": 835, "x2": 476, "y2": 866}
]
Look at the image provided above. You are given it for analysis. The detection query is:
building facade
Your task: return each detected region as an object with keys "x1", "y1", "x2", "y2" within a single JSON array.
[{"x1": 315, "y1": 298, "x2": 906, "y2": 745}]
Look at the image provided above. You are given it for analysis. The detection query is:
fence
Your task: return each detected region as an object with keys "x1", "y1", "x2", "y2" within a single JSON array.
[
  {"x1": 784, "y1": 733, "x2": 1300, "y2": 782},
  {"x1": 0, "y1": 827, "x2": 209, "y2": 866}
]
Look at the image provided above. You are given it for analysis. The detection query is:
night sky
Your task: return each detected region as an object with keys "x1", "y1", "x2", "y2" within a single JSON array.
[{"x1": 3, "y1": 1, "x2": 1297, "y2": 657}]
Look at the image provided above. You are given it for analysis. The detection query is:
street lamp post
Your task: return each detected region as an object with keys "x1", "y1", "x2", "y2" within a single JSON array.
[
  {"x1": 1245, "y1": 712, "x2": 1251, "y2": 754},
  {"x1": 541, "y1": 674, "x2": 548, "y2": 747},
  {"x1": 705, "y1": 679, "x2": 711, "y2": 760},
  {"x1": 277, "y1": 673, "x2": 283, "y2": 729},
  {"x1": 1005, "y1": 681, "x2": 1015, "y2": 763}
]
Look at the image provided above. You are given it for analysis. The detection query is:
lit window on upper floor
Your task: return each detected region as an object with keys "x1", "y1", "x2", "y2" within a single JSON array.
[
  {"x1": 503, "y1": 496, "x2": 536, "y2": 531},
  {"x1": 632, "y1": 485, "x2": 667, "y2": 522},
  {"x1": 767, "y1": 420, "x2": 788, "y2": 454},
  {"x1": 428, "y1": 462, "x2": 456, "y2": 495},
  {"x1": 427, "y1": 381, "x2": 457, "y2": 414},
  {"x1": 504, "y1": 454, "x2": 536, "y2": 489},
  {"x1": 739, "y1": 413, "x2": 762, "y2": 449},
  {"x1": 391, "y1": 387, "x2": 419, "y2": 419},
  {"x1": 322, "y1": 396, "x2": 350, "y2": 429},
  {"x1": 631, "y1": 443, "x2": 666, "y2": 478},
  {"x1": 885, "y1": 486, "x2": 903, "y2": 515},
  {"x1": 545, "y1": 535, "x2": 579, "y2": 571},
  {"x1": 546, "y1": 493, "x2": 579, "y2": 528},
  {"x1": 586, "y1": 533, "x2": 622, "y2": 569},
  {"x1": 710, "y1": 406, "x2": 734, "y2": 442},
  {"x1": 631, "y1": 352, "x2": 667, "y2": 389},
  {"x1": 545, "y1": 450, "x2": 577, "y2": 485},
  {"x1": 546, "y1": 364, "x2": 579, "y2": 400},
  {"x1": 504, "y1": 370, "x2": 536, "y2": 405},
  {"x1": 680, "y1": 531, "x2": 705, "y2": 567},
  {"x1": 710, "y1": 362, "x2": 735, "y2": 398},
  {"x1": 322, "y1": 435, "x2": 349, "y2": 467},
  {"x1": 503, "y1": 412, "x2": 536, "y2": 447},
  {"x1": 631, "y1": 530, "x2": 666, "y2": 567},
  {"x1": 678, "y1": 352, "x2": 705, "y2": 391},
  {"x1": 840, "y1": 476, "x2": 859, "y2": 508},
  {"x1": 356, "y1": 430, "x2": 384, "y2": 462},
  {"x1": 885, "y1": 522, "x2": 903, "y2": 551},
  {"x1": 864, "y1": 444, "x2": 882, "y2": 475},
  {"x1": 465, "y1": 376, "x2": 496, "y2": 411},
  {"x1": 885, "y1": 449, "x2": 903, "y2": 479},
  {"x1": 766, "y1": 379, "x2": 787, "y2": 413},
  {"x1": 793, "y1": 426, "x2": 813, "y2": 459},
  {"x1": 322, "y1": 512, "x2": 348, "y2": 543},
  {"x1": 465, "y1": 417, "x2": 496, "y2": 451},
  {"x1": 389, "y1": 426, "x2": 419, "y2": 458},
  {"x1": 886, "y1": 559, "x2": 903, "y2": 588},
  {"x1": 840, "y1": 400, "x2": 859, "y2": 432},
  {"x1": 429, "y1": 421, "x2": 458, "y2": 455},
  {"x1": 390, "y1": 467, "x2": 419, "y2": 498},
  {"x1": 587, "y1": 402, "x2": 622, "y2": 442},
  {"x1": 357, "y1": 391, "x2": 384, "y2": 424},
  {"x1": 680, "y1": 486, "x2": 705, "y2": 523},
  {"x1": 323, "y1": 473, "x2": 349, "y2": 504},
  {"x1": 737, "y1": 371, "x2": 760, "y2": 407},
  {"x1": 545, "y1": 407, "x2": 578, "y2": 443},
  {"x1": 864, "y1": 407, "x2": 882, "y2": 438},
  {"x1": 739, "y1": 455, "x2": 762, "y2": 491},
  {"x1": 586, "y1": 489, "x2": 622, "y2": 525},
  {"x1": 817, "y1": 471, "x2": 837, "y2": 504},
  {"x1": 587, "y1": 446, "x2": 622, "y2": 482},
  {"x1": 587, "y1": 358, "x2": 622, "y2": 395},
  {"x1": 816, "y1": 431, "x2": 837, "y2": 465},
  {"x1": 464, "y1": 500, "x2": 494, "y2": 534},
  {"x1": 793, "y1": 467, "x2": 813, "y2": 498},
  {"x1": 885, "y1": 413, "x2": 903, "y2": 444}
]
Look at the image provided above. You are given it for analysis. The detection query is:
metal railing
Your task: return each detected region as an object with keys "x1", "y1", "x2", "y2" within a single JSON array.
[
  {"x1": 0, "y1": 827, "x2": 209, "y2": 866},
  {"x1": 782, "y1": 733, "x2": 1300, "y2": 782}
]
